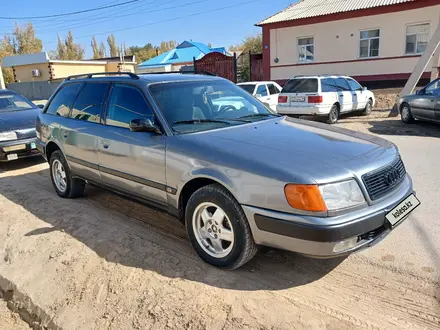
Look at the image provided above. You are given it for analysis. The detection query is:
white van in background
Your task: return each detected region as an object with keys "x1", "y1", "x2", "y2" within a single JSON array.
[{"x1": 276, "y1": 75, "x2": 375, "y2": 124}]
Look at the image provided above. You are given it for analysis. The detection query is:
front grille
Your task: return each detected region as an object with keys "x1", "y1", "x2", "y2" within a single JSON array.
[{"x1": 362, "y1": 157, "x2": 406, "y2": 201}]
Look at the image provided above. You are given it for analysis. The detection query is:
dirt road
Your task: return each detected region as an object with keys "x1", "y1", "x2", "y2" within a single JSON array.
[{"x1": 1, "y1": 115, "x2": 440, "y2": 329}]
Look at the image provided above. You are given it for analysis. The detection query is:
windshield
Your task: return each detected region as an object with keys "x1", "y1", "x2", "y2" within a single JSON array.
[
  {"x1": 0, "y1": 93, "x2": 35, "y2": 112},
  {"x1": 149, "y1": 80, "x2": 277, "y2": 134},
  {"x1": 238, "y1": 84, "x2": 256, "y2": 94}
]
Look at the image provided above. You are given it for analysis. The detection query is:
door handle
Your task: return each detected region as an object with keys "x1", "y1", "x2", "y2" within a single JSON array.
[
  {"x1": 100, "y1": 140, "x2": 110, "y2": 149},
  {"x1": 63, "y1": 133, "x2": 68, "y2": 138}
]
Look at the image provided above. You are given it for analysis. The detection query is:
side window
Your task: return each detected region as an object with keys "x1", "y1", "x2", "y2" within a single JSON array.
[
  {"x1": 71, "y1": 83, "x2": 110, "y2": 123},
  {"x1": 256, "y1": 84, "x2": 268, "y2": 97},
  {"x1": 425, "y1": 79, "x2": 440, "y2": 96},
  {"x1": 106, "y1": 84, "x2": 154, "y2": 129},
  {"x1": 268, "y1": 84, "x2": 279, "y2": 95},
  {"x1": 335, "y1": 78, "x2": 351, "y2": 92},
  {"x1": 45, "y1": 84, "x2": 81, "y2": 117},
  {"x1": 321, "y1": 78, "x2": 338, "y2": 92},
  {"x1": 345, "y1": 78, "x2": 362, "y2": 91}
]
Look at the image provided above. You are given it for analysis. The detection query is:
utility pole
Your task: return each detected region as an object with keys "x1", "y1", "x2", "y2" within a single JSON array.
[{"x1": 0, "y1": 65, "x2": 5, "y2": 89}]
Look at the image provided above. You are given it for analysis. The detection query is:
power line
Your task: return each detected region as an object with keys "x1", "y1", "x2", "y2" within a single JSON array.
[
  {"x1": 43, "y1": 0, "x2": 264, "y2": 44},
  {"x1": 0, "y1": 0, "x2": 141, "y2": 20}
]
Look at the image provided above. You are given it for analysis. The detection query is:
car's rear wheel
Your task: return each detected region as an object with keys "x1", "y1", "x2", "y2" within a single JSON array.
[
  {"x1": 185, "y1": 184, "x2": 257, "y2": 269},
  {"x1": 401, "y1": 103, "x2": 414, "y2": 124},
  {"x1": 327, "y1": 104, "x2": 339, "y2": 124},
  {"x1": 50, "y1": 150, "x2": 85, "y2": 198},
  {"x1": 360, "y1": 99, "x2": 373, "y2": 116}
]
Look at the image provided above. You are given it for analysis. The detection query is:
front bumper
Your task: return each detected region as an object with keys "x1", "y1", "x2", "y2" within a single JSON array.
[
  {"x1": 243, "y1": 175, "x2": 414, "y2": 258},
  {"x1": 0, "y1": 137, "x2": 40, "y2": 162}
]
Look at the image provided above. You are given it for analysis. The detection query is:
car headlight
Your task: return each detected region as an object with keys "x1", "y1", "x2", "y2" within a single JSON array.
[
  {"x1": 0, "y1": 131, "x2": 18, "y2": 142},
  {"x1": 319, "y1": 180, "x2": 365, "y2": 211},
  {"x1": 284, "y1": 180, "x2": 365, "y2": 212}
]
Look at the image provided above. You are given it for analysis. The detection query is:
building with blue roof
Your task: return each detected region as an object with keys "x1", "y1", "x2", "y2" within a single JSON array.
[{"x1": 136, "y1": 41, "x2": 230, "y2": 73}]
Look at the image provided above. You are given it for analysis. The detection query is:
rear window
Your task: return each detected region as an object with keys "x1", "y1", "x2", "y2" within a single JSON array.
[
  {"x1": 45, "y1": 83, "x2": 82, "y2": 117},
  {"x1": 239, "y1": 84, "x2": 256, "y2": 94},
  {"x1": 282, "y1": 79, "x2": 318, "y2": 93}
]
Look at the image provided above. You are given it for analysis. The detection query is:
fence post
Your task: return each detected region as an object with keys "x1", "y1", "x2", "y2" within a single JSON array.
[
  {"x1": 233, "y1": 53, "x2": 237, "y2": 83},
  {"x1": 193, "y1": 57, "x2": 197, "y2": 72},
  {"x1": 248, "y1": 51, "x2": 252, "y2": 82}
]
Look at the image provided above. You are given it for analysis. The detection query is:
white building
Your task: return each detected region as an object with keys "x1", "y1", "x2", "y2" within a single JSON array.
[{"x1": 257, "y1": 0, "x2": 440, "y2": 86}]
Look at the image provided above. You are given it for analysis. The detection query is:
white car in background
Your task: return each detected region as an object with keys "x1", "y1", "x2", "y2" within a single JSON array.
[
  {"x1": 237, "y1": 81, "x2": 282, "y2": 111},
  {"x1": 276, "y1": 75, "x2": 375, "y2": 124}
]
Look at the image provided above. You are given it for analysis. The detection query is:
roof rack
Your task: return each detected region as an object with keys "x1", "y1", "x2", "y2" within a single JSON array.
[
  {"x1": 65, "y1": 72, "x2": 139, "y2": 81},
  {"x1": 137, "y1": 70, "x2": 216, "y2": 76}
]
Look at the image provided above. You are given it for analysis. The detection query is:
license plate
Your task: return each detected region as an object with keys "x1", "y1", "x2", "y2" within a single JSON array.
[
  {"x1": 3, "y1": 144, "x2": 26, "y2": 152},
  {"x1": 7, "y1": 154, "x2": 18, "y2": 161},
  {"x1": 291, "y1": 96, "x2": 306, "y2": 102},
  {"x1": 385, "y1": 194, "x2": 420, "y2": 227},
  {"x1": 30, "y1": 142, "x2": 36, "y2": 149}
]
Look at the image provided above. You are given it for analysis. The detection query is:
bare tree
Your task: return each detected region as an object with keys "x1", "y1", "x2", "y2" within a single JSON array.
[
  {"x1": 107, "y1": 34, "x2": 117, "y2": 57},
  {"x1": 91, "y1": 36, "x2": 100, "y2": 59}
]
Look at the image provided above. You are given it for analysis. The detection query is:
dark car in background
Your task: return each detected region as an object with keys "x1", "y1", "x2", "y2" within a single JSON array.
[
  {"x1": 399, "y1": 77, "x2": 440, "y2": 124},
  {"x1": 0, "y1": 89, "x2": 42, "y2": 162}
]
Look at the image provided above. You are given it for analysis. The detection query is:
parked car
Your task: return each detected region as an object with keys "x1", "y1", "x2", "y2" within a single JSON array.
[
  {"x1": 399, "y1": 77, "x2": 440, "y2": 124},
  {"x1": 0, "y1": 89, "x2": 43, "y2": 162},
  {"x1": 237, "y1": 81, "x2": 282, "y2": 111},
  {"x1": 36, "y1": 72, "x2": 418, "y2": 270},
  {"x1": 276, "y1": 75, "x2": 375, "y2": 124}
]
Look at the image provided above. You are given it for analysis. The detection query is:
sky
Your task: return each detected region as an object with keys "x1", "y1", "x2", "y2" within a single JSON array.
[{"x1": 0, "y1": 0, "x2": 293, "y2": 58}]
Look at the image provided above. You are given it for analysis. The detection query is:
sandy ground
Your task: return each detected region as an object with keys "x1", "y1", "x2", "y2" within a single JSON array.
[
  {"x1": 0, "y1": 112, "x2": 439, "y2": 329},
  {"x1": 0, "y1": 299, "x2": 29, "y2": 330}
]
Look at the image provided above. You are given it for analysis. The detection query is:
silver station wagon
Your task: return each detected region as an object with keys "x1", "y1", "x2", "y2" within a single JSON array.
[{"x1": 36, "y1": 72, "x2": 419, "y2": 269}]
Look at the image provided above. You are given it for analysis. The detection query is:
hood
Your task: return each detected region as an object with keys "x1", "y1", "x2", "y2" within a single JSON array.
[
  {"x1": 177, "y1": 117, "x2": 398, "y2": 184},
  {"x1": 0, "y1": 108, "x2": 40, "y2": 132}
]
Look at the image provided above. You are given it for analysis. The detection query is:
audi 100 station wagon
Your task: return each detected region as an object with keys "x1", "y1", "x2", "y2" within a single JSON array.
[{"x1": 36, "y1": 72, "x2": 419, "y2": 269}]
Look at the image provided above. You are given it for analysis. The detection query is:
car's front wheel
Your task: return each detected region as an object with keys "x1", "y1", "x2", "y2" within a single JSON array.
[
  {"x1": 185, "y1": 184, "x2": 257, "y2": 269},
  {"x1": 360, "y1": 99, "x2": 373, "y2": 116},
  {"x1": 50, "y1": 150, "x2": 85, "y2": 198},
  {"x1": 401, "y1": 103, "x2": 414, "y2": 124}
]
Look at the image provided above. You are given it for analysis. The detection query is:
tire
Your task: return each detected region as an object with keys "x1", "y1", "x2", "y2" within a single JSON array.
[
  {"x1": 327, "y1": 104, "x2": 339, "y2": 124},
  {"x1": 401, "y1": 103, "x2": 414, "y2": 124},
  {"x1": 49, "y1": 150, "x2": 85, "y2": 198},
  {"x1": 360, "y1": 99, "x2": 373, "y2": 116},
  {"x1": 185, "y1": 184, "x2": 257, "y2": 270}
]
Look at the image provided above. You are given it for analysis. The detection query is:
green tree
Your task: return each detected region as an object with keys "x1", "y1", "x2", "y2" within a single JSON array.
[
  {"x1": 107, "y1": 34, "x2": 117, "y2": 57},
  {"x1": 13, "y1": 23, "x2": 43, "y2": 54},
  {"x1": 0, "y1": 35, "x2": 15, "y2": 83},
  {"x1": 127, "y1": 43, "x2": 156, "y2": 63},
  {"x1": 158, "y1": 40, "x2": 177, "y2": 54},
  {"x1": 99, "y1": 41, "x2": 106, "y2": 58},
  {"x1": 229, "y1": 34, "x2": 262, "y2": 82},
  {"x1": 91, "y1": 36, "x2": 100, "y2": 59},
  {"x1": 56, "y1": 31, "x2": 84, "y2": 60}
]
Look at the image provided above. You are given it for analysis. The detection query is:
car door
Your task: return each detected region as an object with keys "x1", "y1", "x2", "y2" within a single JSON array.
[
  {"x1": 334, "y1": 78, "x2": 354, "y2": 112},
  {"x1": 255, "y1": 84, "x2": 271, "y2": 105},
  {"x1": 97, "y1": 83, "x2": 167, "y2": 206},
  {"x1": 66, "y1": 81, "x2": 111, "y2": 182},
  {"x1": 345, "y1": 78, "x2": 366, "y2": 110},
  {"x1": 411, "y1": 79, "x2": 439, "y2": 121},
  {"x1": 44, "y1": 82, "x2": 102, "y2": 182},
  {"x1": 267, "y1": 83, "x2": 281, "y2": 111}
]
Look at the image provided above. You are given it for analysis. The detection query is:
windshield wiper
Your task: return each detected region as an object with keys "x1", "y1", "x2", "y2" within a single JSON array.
[
  {"x1": 237, "y1": 113, "x2": 280, "y2": 119},
  {"x1": 173, "y1": 119, "x2": 231, "y2": 125}
]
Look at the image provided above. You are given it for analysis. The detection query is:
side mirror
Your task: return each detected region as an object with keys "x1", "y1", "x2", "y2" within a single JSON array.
[
  {"x1": 415, "y1": 89, "x2": 424, "y2": 95},
  {"x1": 255, "y1": 94, "x2": 262, "y2": 98},
  {"x1": 129, "y1": 118, "x2": 161, "y2": 134},
  {"x1": 362, "y1": 87, "x2": 367, "y2": 91},
  {"x1": 37, "y1": 104, "x2": 45, "y2": 109}
]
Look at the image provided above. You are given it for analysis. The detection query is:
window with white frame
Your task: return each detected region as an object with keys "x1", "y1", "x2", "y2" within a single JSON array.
[
  {"x1": 298, "y1": 37, "x2": 314, "y2": 63},
  {"x1": 405, "y1": 23, "x2": 429, "y2": 55},
  {"x1": 359, "y1": 29, "x2": 380, "y2": 58}
]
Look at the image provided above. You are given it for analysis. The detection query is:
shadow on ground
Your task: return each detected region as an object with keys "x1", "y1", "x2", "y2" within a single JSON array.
[
  {"x1": 367, "y1": 120, "x2": 440, "y2": 138},
  {"x1": 1, "y1": 168, "x2": 346, "y2": 291},
  {"x1": 0, "y1": 157, "x2": 45, "y2": 173}
]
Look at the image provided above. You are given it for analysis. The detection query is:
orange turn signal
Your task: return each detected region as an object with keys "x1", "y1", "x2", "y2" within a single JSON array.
[{"x1": 284, "y1": 184, "x2": 327, "y2": 212}]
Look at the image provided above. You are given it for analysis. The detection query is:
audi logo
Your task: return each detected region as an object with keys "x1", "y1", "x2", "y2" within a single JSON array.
[{"x1": 385, "y1": 169, "x2": 401, "y2": 186}]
